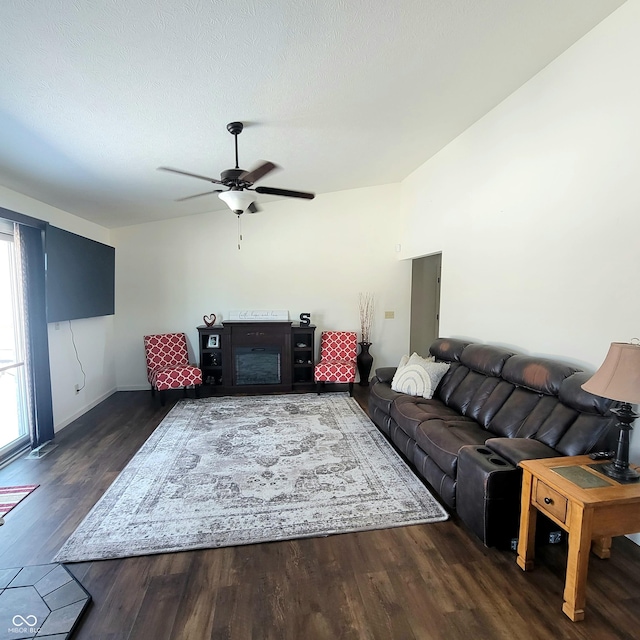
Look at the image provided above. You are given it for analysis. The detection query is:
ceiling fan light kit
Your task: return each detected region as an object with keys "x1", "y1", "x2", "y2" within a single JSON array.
[
  {"x1": 218, "y1": 189, "x2": 256, "y2": 215},
  {"x1": 158, "y1": 121, "x2": 315, "y2": 215}
]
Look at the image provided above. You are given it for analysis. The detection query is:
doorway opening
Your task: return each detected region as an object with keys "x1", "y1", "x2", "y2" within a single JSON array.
[{"x1": 409, "y1": 253, "x2": 442, "y2": 357}]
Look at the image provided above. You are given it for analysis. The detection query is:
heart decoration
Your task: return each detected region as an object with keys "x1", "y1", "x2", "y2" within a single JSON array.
[{"x1": 203, "y1": 313, "x2": 217, "y2": 327}]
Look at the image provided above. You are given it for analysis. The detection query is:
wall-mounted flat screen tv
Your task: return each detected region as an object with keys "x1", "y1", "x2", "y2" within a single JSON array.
[{"x1": 46, "y1": 225, "x2": 115, "y2": 323}]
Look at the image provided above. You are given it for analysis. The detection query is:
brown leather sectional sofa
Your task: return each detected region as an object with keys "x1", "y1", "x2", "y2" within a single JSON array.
[{"x1": 368, "y1": 338, "x2": 617, "y2": 547}]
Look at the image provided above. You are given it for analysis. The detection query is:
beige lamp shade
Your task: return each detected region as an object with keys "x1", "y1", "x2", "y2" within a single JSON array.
[{"x1": 581, "y1": 342, "x2": 640, "y2": 404}]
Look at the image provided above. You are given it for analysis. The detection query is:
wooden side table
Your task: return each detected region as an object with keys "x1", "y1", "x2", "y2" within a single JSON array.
[{"x1": 516, "y1": 455, "x2": 640, "y2": 621}]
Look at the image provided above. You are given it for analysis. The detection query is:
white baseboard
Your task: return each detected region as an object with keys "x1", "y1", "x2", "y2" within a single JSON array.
[
  {"x1": 117, "y1": 385, "x2": 150, "y2": 391},
  {"x1": 54, "y1": 388, "x2": 117, "y2": 432}
]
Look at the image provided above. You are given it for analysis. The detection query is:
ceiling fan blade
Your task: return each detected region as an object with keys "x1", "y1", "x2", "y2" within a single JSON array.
[
  {"x1": 239, "y1": 161, "x2": 279, "y2": 185},
  {"x1": 176, "y1": 189, "x2": 223, "y2": 202},
  {"x1": 255, "y1": 186, "x2": 315, "y2": 200},
  {"x1": 247, "y1": 202, "x2": 261, "y2": 213},
  {"x1": 158, "y1": 166, "x2": 223, "y2": 184}
]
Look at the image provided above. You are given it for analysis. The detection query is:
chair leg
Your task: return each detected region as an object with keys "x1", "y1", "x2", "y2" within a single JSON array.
[
  {"x1": 183, "y1": 386, "x2": 188, "y2": 398},
  {"x1": 316, "y1": 382, "x2": 321, "y2": 395},
  {"x1": 195, "y1": 384, "x2": 200, "y2": 399},
  {"x1": 150, "y1": 385, "x2": 155, "y2": 397},
  {"x1": 160, "y1": 390, "x2": 166, "y2": 407},
  {"x1": 348, "y1": 382, "x2": 354, "y2": 397}
]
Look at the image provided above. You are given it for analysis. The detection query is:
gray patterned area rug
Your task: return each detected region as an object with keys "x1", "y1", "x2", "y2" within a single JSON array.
[{"x1": 54, "y1": 394, "x2": 448, "y2": 562}]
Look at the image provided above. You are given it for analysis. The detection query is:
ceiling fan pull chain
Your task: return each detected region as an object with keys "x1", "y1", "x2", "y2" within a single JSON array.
[{"x1": 237, "y1": 214, "x2": 242, "y2": 250}]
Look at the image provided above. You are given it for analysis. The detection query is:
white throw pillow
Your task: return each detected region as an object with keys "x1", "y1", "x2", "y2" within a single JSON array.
[
  {"x1": 391, "y1": 352, "x2": 433, "y2": 393},
  {"x1": 391, "y1": 359, "x2": 450, "y2": 399},
  {"x1": 393, "y1": 352, "x2": 433, "y2": 375},
  {"x1": 407, "y1": 352, "x2": 435, "y2": 370}
]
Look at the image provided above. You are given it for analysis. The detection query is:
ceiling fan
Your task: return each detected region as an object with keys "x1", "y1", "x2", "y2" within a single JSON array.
[{"x1": 158, "y1": 122, "x2": 315, "y2": 214}]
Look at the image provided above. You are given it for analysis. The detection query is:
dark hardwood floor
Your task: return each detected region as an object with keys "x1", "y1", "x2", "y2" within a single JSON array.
[{"x1": 1, "y1": 386, "x2": 639, "y2": 639}]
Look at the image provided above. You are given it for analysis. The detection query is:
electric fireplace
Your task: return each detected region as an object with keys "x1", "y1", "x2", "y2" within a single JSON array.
[
  {"x1": 225, "y1": 321, "x2": 292, "y2": 392},
  {"x1": 234, "y1": 346, "x2": 282, "y2": 385}
]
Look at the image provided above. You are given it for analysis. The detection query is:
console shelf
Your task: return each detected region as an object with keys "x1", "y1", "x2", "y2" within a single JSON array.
[{"x1": 292, "y1": 325, "x2": 315, "y2": 389}]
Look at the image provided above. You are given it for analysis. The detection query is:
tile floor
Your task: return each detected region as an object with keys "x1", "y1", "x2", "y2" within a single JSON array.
[{"x1": 0, "y1": 564, "x2": 90, "y2": 639}]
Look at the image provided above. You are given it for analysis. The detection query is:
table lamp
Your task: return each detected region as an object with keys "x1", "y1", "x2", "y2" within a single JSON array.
[{"x1": 582, "y1": 341, "x2": 640, "y2": 482}]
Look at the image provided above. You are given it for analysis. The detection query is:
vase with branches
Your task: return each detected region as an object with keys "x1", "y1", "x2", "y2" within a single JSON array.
[
  {"x1": 358, "y1": 292, "x2": 375, "y2": 344},
  {"x1": 357, "y1": 293, "x2": 375, "y2": 385}
]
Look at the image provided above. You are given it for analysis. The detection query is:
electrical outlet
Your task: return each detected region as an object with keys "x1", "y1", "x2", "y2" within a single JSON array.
[
  {"x1": 384, "y1": 311, "x2": 395, "y2": 319},
  {"x1": 510, "y1": 538, "x2": 518, "y2": 552},
  {"x1": 549, "y1": 531, "x2": 562, "y2": 544},
  {"x1": 74, "y1": 384, "x2": 80, "y2": 394}
]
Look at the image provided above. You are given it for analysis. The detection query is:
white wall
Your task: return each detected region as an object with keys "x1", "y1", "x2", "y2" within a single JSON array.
[
  {"x1": 47, "y1": 316, "x2": 115, "y2": 430},
  {"x1": 112, "y1": 183, "x2": 409, "y2": 389},
  {"x1": 399, "y1": 0, "x2": 640, "y2": 529},
  {"x1": 0, "y1": 185, "x2": 116, "y2": 430}
]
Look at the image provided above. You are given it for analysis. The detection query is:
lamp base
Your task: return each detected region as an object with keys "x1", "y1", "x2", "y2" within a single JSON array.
[
  {"x1": 599, "y1": 461, "x2": 640, "y2": 483},
  {"x1": 597, "y1": 403, "x2": 640, "y2": 483}
]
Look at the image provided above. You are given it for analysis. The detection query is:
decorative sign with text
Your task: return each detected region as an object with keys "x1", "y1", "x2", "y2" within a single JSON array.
[{"x1": 228, "y1": 310, "x2": 289, "y2": 321}]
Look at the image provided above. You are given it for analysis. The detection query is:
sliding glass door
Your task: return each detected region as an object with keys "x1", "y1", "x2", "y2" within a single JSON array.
[{"x1": 0, "y1": 225, "x2": 30, "y2": 462}]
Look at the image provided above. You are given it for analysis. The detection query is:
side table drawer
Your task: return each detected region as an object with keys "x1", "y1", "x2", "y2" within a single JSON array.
[{"x1": 534, "y1": 480, "x2": 568, "y2": 524}]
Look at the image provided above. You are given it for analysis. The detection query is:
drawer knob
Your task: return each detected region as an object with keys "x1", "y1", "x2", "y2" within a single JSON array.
[{"x1": 544, "y1": 497, "x2": 553, "y2": 505}]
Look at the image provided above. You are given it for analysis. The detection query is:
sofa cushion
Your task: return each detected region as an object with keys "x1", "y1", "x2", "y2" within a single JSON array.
[
  {"x1": 447, "y1": 372, "x2": 502, "y2": 419},
  {"x1": 413, "y1": 446, "x2": 457, "y2": 509},
  {"x1": 369, "y1": 375, "x2": 406, "y2": 414},
  {"x1": 484, "y1": 437, "x2": 562, "y2": 466},
  {"x1": 460, "y1": 344, "x2": 514, "y2": 376},
  {"x1": 437, "y1": 345, "x2": 514, "y2": 420},
  {"x1": 555, "y1": 414, "x2": 615, "y2": 456},
  {"x1": 531, "y1": 402, "x2": 580, "y2": 448},
  {"x1": 525, "y1": 373, "x2": 615, "y2": 450},
  {"x1": 468, "y1": 380, "x2": 514, "y2": 428},
  {"x1": 486, "y1": 387, "x2": 546, "y2": 437},
  {"x1": 414, "y1": 419, "x2": 488, "y2": 477},
  {"x1": 373, "y1": 367, "x2": 397, "y2": 385},
  {"x1": 436, "y1": 362, "x2": 470, "y2": 405},
  {"x1": 430, "y1": 338, "x2": 470, "y2": 362},
  {"x1": 501, "y1": 355, "x2": 579, "y2": 395},
  {"x1": 559, "y1": 372, "x2": 614, "y2": 415},
  {"x1": 391, "y1": 395, "x2": 473, "y2": 441}
]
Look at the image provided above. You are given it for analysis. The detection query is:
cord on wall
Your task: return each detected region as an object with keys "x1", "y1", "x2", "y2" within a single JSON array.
[{"x1": 69, "y1": 320, "x2": 86, "y2": 393}]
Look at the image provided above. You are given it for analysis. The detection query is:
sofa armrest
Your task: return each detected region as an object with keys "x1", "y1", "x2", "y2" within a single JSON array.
[
  {"x1": 456, "y1": 445, "x2": 521, "y2": 548},
  {"x1": 373, "y1": 367, "x2": 397, "y2": 384},
  {"x1": 484, "y1": 437, "x2": 562, "y2": 467}
]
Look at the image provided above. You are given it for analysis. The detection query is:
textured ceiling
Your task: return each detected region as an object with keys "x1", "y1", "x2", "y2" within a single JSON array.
[{"x1": 0, "y1": 0, "x2": 626, "y2": 228}]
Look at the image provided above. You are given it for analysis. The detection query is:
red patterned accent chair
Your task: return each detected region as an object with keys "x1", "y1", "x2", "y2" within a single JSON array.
[
  {"x1": 314, "y1": 331, "x2": 358, "y2": 396},
  {"x1": 143, "y1": 333, "x2": 202, "y2": 405}
]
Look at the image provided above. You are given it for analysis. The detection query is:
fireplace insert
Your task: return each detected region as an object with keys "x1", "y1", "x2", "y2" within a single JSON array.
[{"x1": 234, "y1": 346, "x2": 282, "y2": 385}]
